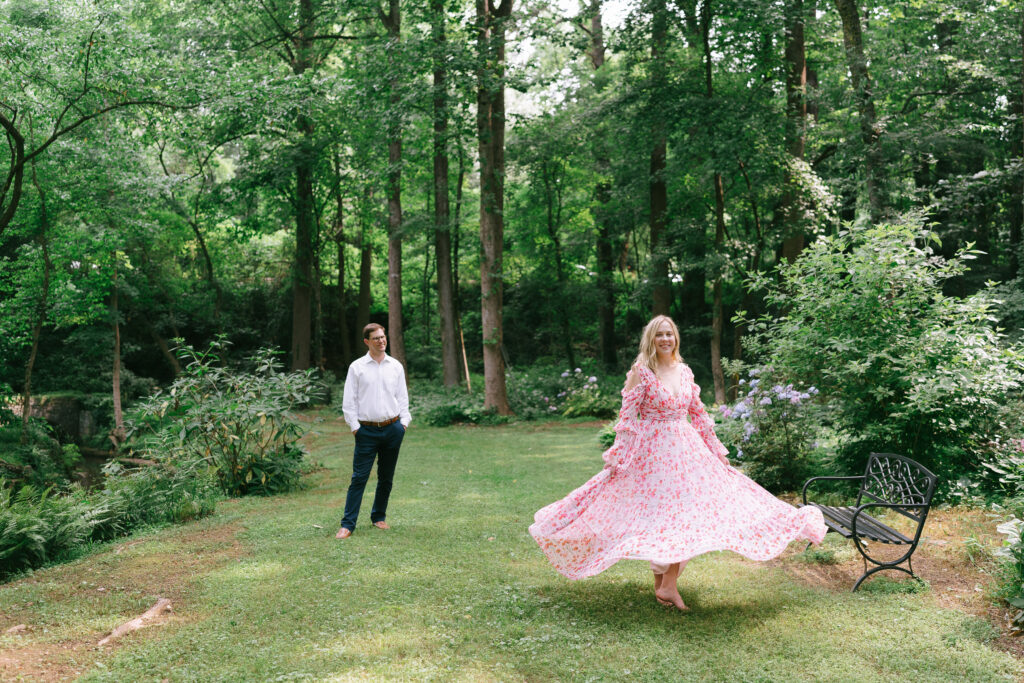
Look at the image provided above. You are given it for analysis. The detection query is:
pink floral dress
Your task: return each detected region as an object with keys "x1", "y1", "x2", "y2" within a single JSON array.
[{"x1": 529, "y1": 363, "x2": 827, "y2": 580}]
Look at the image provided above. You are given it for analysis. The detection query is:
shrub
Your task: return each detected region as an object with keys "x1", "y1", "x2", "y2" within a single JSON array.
[
  {"x1": 506, "y1": 365, "x2": 620, "y2": 420},
  {"x1": 126, "y1": 340, "x2": 321, "y2": 496},
  {"x1": 0, "y1": 461, "x2": 219, "y2": 580},
  {"x1": 743, "y1": 219, "x2": 1024, "y2": 493},
  {"x1": 993, "y1": 510, "x2": 1024, "y2": 632},
  {"x1": 716, "y1": 367, "x2": 824, "y2": 492}
]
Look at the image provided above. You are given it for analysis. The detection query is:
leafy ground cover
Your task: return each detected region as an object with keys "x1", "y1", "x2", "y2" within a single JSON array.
[{"x1": 0, "y1": 413, "x2": 1020, "y2": 681}]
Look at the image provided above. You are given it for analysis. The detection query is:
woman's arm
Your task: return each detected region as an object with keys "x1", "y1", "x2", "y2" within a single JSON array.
[
  {"x1": 686, "y1": 377, "x2": 730, "y2": 465},
  {"x1": 603, "y1": 366, "x2": 646, "y2": 470}
]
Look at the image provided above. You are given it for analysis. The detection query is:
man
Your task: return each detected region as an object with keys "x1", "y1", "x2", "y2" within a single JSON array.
[{"x1": 336, "y1": 323, "x2": 411, "y2": 539}]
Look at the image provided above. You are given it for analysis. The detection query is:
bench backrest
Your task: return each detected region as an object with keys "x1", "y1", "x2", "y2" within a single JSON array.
[{"x1": 857, "y1": 453, "x2": 937, "y2": 524}]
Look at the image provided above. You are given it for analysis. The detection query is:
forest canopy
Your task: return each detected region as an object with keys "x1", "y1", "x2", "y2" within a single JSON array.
[{"x1": 0, "y1": 0, "x2": 1021, "y2": 443}]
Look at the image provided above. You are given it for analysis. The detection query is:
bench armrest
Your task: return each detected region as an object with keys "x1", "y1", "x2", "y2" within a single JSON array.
[
  {"x1": 851, "y1": 502, "x2": 929, "y2": 538},
  {"x1": 801, "y1": 475, "x2": 865, "y2": 505}
]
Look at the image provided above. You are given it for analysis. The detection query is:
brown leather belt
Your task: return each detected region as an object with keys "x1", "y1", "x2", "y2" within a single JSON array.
[{"x1": 359, "y1": 416, "x2": 400, "y2": 428}]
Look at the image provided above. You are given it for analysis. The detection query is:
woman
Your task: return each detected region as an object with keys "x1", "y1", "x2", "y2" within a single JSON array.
[{"x1": 529, "y1": 315, "x2": 826, "y2": 611}]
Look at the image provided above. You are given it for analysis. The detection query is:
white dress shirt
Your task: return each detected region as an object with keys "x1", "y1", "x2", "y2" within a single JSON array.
[{"x1": 342, "y1": 353, "x2": 411, "y2": 432}]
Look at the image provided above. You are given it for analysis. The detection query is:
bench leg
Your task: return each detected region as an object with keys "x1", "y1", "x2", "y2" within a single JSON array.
[
  {"x1": 852, "y1": 563, "x2": 915, "y2": 592},
  {"x1": 850, "y1": 536, "x2": 921, "y2": 592}
]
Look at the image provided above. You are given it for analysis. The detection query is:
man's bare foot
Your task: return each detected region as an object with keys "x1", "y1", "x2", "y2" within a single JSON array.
[
  {"x1": 335, "y1": 527, "x2": 352, "y2": 539},
  {"x1": 373, "y1": 521, "x2": 390, "y2": 530},
  {"x1": 654, "y1": 588, "x2": 689, "y2": 612}
]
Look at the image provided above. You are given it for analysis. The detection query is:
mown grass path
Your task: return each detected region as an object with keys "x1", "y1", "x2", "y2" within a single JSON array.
[{"x1": 1, "y1": 413, "x2": 1020, "y2": 681}]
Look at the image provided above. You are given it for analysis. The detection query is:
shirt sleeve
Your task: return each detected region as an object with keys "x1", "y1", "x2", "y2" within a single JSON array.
[
  {"x1": 396, "y1": 362, "x2": 411, "y2": 427},
  {"x1": 688, "y1": 378, "x2": 729, "y2": 458},
  {"x1": 342, "y1": 362, "x2": 360, "y2": 432},
  {"x1": 602, "y1": 367, "x2": 647, "y2": 469}
]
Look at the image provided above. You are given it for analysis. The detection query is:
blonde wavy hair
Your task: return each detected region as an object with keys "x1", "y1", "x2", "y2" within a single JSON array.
[{"x1": 634, "y1": 315, "x2": 682, "y2": 373}]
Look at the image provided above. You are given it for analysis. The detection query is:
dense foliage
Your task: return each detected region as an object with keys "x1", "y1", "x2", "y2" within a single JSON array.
[
  {"x1": 126, "y1": 342, "x2": 321, "y2": 496},
  {"x1": 0, "y1": 459, "x2": 218, "y2": 580},
  {"x1": 717, "y1": 368, "x2": 823, "y2": 493},
  {"x1": 743, "y1": 220, "x2": 1024, "y2": 493}
]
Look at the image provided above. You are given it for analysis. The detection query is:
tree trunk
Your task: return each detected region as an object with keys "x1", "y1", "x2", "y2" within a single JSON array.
[
  {"x1": 433, "y1": 0, "x2": 460, "y2": 386},
  {"x1": 147, "y1": 322, "x2": 181, "y2": 376},
  {"x1": 586, "y1": 0, "x2": 617, "y2": 369},
  {"x1": 703, "y1": 1, "x2": 727, "y2": 405},
  {"x1": 20, "y1": 165, "x2": 52, "y2": 445},
  {"x1": 780, "y1": 0, "x2": 807, "y2": 263},
  {"x1": 356, "y1": 224, "x2": 372, "y2": 354},
  {"x1": 313, "y1": 239, "x2": 324, "y2": 370},
  {"x1": 289, "y1": 0, "x2": 317, "y2": 370},
  {"x1": 381, "y1": 0, "x2": 407, "y2": 371},
  {"x1": 1011, "y1": 9, "x2": 1023, "y2": 276},
  {"x1": 110, "y1": 258, "x2": 125, "y2": 447},
  {"x1": 454, "y1": 139, "x2": 466, "y2": 317},
  {"x1": 834, "y1": 0, "x2": 884, "y2": 222},
  {"x1": 649, "y1": 0, "x2": 671, "y2": 316},
  {"x1": 476, "y1": 0, "x2": 514, "y2": 415},
  {"x1": 333, "y1": 174, "x2": 352, "y2": 364}
]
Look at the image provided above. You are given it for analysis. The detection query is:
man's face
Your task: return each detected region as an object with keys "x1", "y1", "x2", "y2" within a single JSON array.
[{"x1": 365, "y1": 329, "x2": 387, "y2": 354}]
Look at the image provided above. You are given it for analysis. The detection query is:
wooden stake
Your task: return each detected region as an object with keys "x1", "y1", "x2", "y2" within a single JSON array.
[{"x1": 458, "y1": 318, "x2": 471, "y2": 392}]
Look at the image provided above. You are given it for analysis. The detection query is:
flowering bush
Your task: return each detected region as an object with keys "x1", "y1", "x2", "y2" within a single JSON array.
[
  {"x1": 717, "y1": 367, "x2": 825, "y2": 493},
  {"x1": 742, "y1": 220, "x2": 1024, "y2": 490},
  {"x1": 507, "y1": 366, "x2": 619, "y2": 420}
]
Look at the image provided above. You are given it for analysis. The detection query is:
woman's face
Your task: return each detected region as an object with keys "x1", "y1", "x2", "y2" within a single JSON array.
[{"x1": 654, "y1": 321, "x2": 676, "y2": 356}]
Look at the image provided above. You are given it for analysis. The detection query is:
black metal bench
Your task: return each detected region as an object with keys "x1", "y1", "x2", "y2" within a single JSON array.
[{"x1": 801, "y1": 453, "x2": 937, "y2": 591}]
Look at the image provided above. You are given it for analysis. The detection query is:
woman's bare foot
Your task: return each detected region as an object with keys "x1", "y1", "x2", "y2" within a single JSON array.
[
  {"x1": 653, "y1": 561, "x2": 690, "y2": 612},
  {"x1": 654, "y1": 587, "x2": 689, "y2": 612}
]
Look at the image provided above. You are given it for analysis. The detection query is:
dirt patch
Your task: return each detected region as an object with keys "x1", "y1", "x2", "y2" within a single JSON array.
[
  {"x1": 0, "y1": 522, "x2": 249, "y2": 681},
  {"x1": 769, "y1": 506, "x2": 1023, "y2": 660}
]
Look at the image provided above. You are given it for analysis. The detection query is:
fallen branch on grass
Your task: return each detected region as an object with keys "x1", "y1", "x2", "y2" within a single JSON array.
[{"x1": 97, "y1": 598, "x2": 172, "y2": 646}]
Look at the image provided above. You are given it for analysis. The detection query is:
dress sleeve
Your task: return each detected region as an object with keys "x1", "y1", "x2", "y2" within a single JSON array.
[
  {"x1": 686, "y1": 372, "x2": 729, "y2": 459},
  {"x1": 602, "y1": 367, "x2": 647, "y2": 469}
]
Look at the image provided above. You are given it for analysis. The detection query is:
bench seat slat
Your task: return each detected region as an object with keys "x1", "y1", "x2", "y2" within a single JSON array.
[{"x1": 811, "y1": 504, "x2": 912, "y2": 544}]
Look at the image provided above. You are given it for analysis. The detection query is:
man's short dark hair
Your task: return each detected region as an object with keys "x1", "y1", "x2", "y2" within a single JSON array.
[{"x1": 363, "y1": 323, "x2": 385, "y2": 340}]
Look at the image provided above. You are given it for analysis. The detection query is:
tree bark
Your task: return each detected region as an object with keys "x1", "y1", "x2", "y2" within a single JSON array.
[
  {"x1": 585, "y1": 0, "x2": 617, "y2": 369},
  {"x1": 476, "y1": 0, "x2": 514, "y2": 414},
  {"x1": 1011, "y1": 9, "x2": 1023, "y2": 276},
  {"x1": 332, "y1": 159, "x2": 352, "y2": 363},
  {"x1": 433, "y1": 0, "x2": 460, "y2": 387},
  {"x1": 289, "y1": 0, "x2": 317, "y2": 370},
  {"x1": 381, "y1": 0, "x2": 407, "y2": 372},
  {"x1": 834, "y1": 0, "x2": 884, "y2": 222},
  {"x1": 356, "y1": 224, "x2": 372, "y2": 353},
  {"x1": 649, "y1": 0, "x2": 672, "y2": 315},
  {"x1": 780, "y1": 0, "x2": 807, "y2": 263},
  {"x1": 110, "y1": 257, "x2": 125, "y2": 447},
  {"x1": 703, "y1": 0, "x2": 727, "y2": 405},
  {"x1": 21, "y1": 160, "x2": 52, "y2": 445}
]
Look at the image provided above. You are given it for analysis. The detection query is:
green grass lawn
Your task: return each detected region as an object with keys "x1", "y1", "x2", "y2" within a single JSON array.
[{"x1": 1, "y1": 413, "x2": 1020, "y2": 681}]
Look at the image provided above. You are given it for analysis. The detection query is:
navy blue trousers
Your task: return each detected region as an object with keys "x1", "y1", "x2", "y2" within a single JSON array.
[{"x1": 340, "y1": 421, "x2": 404, "y2": 531}]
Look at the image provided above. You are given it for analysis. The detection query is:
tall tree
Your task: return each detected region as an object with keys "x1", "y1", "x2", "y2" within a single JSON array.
[
  {"x1": 780, "y1": 0, "x2": 808, "y2": 262},
  {"x1": 833, "y1": 0, "x2": 884, "y2": 222},
  {"x1": 477, "y1": 0, "x2": 514, "y2": 414},
  {"x1": 582, "y1": 0, "x2": 618, "y2": 369},
  {"x1": 649, "y1": 0, "x2": 672, "y2": 315},
  {"x1": 432, "y1": 0, "x2": 461, "y2": 386},
  {"x1": 703, "y1": 0, "x2": 727, "y2": 404},
  {"x1": 380, "y1": 0, "x2": 407, "y2": 370}
]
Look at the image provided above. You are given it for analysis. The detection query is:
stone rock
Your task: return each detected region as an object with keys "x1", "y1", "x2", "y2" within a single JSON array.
[{"x1": 4, "y1": 395, "x2": 96, "y2": 443}]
